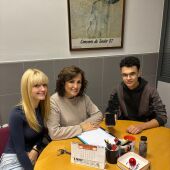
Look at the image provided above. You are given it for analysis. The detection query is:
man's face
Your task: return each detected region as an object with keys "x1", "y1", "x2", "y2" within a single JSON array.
[{"x1": 121, "y1": 66, "x2": 140, "y2": 90}]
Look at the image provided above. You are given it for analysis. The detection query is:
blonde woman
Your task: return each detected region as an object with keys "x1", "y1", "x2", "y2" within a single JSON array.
[{"x1": 0, "y1": 69, "x2": 50, "y2": 170}]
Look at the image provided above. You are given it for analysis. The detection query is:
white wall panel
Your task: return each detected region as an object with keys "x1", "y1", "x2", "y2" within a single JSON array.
[{"x1": 0, "y1": 0, "x2": 164, "y2": 62}]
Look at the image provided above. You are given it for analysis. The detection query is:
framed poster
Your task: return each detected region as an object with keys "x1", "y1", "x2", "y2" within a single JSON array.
[{"x1": 67, "y1": 0, "x2": 125, "y2": 50}]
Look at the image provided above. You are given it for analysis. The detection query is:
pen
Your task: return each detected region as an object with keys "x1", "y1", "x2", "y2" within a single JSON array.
[
  {"x1": 114, "y1": 137, "x2": 121, "y2": 145},
  {"x1": 111, "y1": 144, "x2": 118, "y2": 151},
  {"x1": 121, "y1": 140, "x2": 132, "y2": 146},
  {"x1": 104, "y1": 139, "x2": 112, "y2": 150}
]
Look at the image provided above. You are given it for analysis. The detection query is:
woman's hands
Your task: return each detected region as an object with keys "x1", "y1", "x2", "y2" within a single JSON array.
[
  {"x1": 27, "y1": 149, "x2": 39, "y2": 165},
  {"x1": 80, "y1": 122, "x2": 99, "y2": 132}
]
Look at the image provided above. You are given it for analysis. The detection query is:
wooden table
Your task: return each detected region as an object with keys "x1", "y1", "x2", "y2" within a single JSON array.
[{"x1": 34, "y1": 120, "x2": 170, "y2": 170}]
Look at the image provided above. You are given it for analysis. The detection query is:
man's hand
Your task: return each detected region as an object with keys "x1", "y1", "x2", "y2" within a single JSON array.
[
  {"x1": 126, "y1": 119, "x2": 159, "y2": 134},
  {"x1": 126, "y1": 124, "x2": 144, "y2": 134}
]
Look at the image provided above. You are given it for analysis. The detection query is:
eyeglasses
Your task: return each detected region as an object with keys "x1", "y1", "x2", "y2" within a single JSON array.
[{"x1": 121, "y1": 72, "x2": 137, "y2": 78}]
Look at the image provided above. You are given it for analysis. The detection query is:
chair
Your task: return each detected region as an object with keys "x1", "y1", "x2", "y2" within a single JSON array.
[{"x1": 0, "y1": 126, "x2": 10, "y2": 157}]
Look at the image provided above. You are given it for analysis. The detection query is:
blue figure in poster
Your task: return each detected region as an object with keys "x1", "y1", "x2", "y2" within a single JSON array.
[{"x1": 87, "y1": 0, "x2": 119, "y2": 38}]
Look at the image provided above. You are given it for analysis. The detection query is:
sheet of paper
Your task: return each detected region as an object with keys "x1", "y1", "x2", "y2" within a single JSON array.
[{"x1": 77, "y1": 128, "x2": 115, "y2": 147}]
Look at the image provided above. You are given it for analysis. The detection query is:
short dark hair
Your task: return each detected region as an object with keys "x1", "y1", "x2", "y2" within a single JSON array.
[
  {"x1": 56, "y1": 66, "x2": 88, "y2": 97},
  {"x1": 120, "y1": 56, "x2": 140, "y2": 70}
]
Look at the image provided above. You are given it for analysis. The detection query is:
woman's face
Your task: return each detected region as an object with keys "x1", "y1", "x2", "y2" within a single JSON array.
[
  {"x1": 31, "y1": 84, "x2": 48, "y2": 104},
  {"x1": 64, "y1": 73, "x2": 82, "y2": 98}
]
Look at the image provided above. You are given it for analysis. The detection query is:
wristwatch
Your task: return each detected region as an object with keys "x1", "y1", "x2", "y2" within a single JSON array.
[{"x1": 33, "y1": 145, "x2": 40, "y2": 153}]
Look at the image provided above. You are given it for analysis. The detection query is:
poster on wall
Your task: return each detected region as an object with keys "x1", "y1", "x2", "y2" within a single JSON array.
[{"x1": 67, "y1": 0, "x2": 125, "y2": 50}]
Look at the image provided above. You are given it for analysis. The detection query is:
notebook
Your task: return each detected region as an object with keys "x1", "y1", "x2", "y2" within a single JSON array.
[{"x1": 77, "y1": 127, "x2": 115, "y2": 147}]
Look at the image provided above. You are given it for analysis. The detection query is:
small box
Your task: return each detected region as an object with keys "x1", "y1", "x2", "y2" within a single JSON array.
[{"x1": 117, "y1": 152, "x2": 150, "y2": 170}]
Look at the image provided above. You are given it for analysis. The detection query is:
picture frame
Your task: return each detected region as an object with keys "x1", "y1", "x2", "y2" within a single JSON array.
[{"x1": 67, "y1": 0, "x2": 125, "y2": 51}]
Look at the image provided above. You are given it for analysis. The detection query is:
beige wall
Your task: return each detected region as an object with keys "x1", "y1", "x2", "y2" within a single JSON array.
[{"x1": 0, "y1": 0, "x2": 164, "y2": 62}]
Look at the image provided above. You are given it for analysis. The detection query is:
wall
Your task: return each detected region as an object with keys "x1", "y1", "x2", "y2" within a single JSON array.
[
  {"x1": 157, "y1": 81, "x2": 170, "y2": 127},
  {"x1": 0, "y1": 0, "x2": 165, "y2": 124},
  {"x1": 0, "y1": 0, "x2": 164, "y2": 62},
  {"x1": 0, "y1": 54, "x2": 158, "y2": 124}
]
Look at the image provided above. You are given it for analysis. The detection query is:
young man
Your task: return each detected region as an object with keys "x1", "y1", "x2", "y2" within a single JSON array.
[{"x1": 106, "y1": 56, "x2": 167, "y2": 134}]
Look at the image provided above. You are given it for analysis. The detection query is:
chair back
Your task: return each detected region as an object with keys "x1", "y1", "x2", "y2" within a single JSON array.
[{"x1": 0, "y1": 126, "x2": 10, "y2": 157}]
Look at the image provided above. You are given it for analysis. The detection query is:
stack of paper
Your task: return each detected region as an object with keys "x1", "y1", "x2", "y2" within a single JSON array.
[{"x1": 77, "y1": 127, "x2": 115, "y2": 147}]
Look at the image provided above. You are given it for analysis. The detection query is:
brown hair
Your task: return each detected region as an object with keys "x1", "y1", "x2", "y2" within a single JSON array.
[
  {"x1": 56, "y1": 66, "x2": 88, "y2": 97},
  {"x1": 120, "y1": 56, "x2": 140, "y2": 70}
]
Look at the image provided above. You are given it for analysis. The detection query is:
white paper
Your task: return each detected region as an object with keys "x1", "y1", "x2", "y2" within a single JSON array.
[{"x1": 77, "y1": 128, "x2": 115, "y2": 147}]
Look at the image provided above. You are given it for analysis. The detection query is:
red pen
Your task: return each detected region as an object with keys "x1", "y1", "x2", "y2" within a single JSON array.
[
  {"x1": 111, "y1": 144, "x2": 118, "y2": 151},
  {"x1": 114, "y1": 137, "x2": 121, "y2": 145}
]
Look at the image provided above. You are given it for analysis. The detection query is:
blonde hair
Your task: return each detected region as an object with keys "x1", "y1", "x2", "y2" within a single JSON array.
[{"x1": 21, "y1": 68, "x2": 50, "y2": 132}]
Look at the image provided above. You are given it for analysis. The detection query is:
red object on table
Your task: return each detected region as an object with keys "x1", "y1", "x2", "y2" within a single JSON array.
[
  {"x1": 124, "y1": 135, "x2": 135, "y2": 141},
  {"x1": 129, "y1": 157, "x2": 136, "y2": 167}
]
